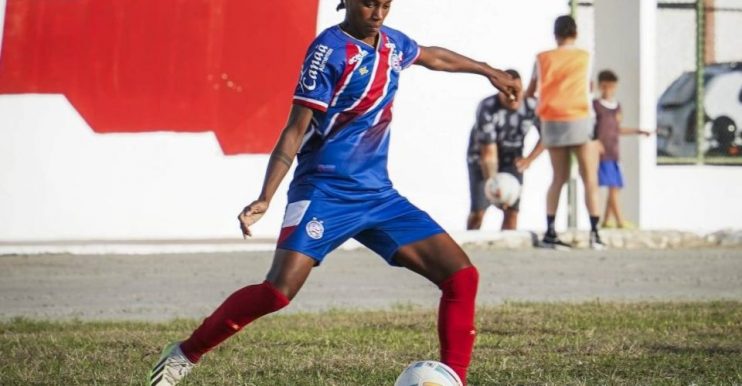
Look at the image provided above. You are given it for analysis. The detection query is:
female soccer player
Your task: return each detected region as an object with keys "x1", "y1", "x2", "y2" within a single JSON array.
[
  {"x1": 149, "y1": 1, "x2": 517, "y2": 385},
  {"x1": 525, "y1": 15, "x2": 604, "y2": 249}
]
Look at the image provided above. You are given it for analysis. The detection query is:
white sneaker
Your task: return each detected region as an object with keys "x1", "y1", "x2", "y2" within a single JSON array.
[
  {"x1": 589, "y1": 231, "x2": 607, "y2": 250},
  {"x1": 149, "y1": 342, "x2": 194, "y2": 386}
]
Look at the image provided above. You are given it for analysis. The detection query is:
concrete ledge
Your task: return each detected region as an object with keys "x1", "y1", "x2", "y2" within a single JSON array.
[{"x1": 0, "y1": 230, "x2": 740, "y2": 256}]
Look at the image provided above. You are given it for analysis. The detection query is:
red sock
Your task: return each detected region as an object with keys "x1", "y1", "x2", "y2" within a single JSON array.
[
  {"x1": 438, "y1": 266, "x2": 479, "y2": 385},
  {"x1": 180, "y1": 280, "x2": 289, "y2": 363}
]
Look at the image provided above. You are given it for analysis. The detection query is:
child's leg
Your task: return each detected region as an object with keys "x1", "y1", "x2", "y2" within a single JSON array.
[
  {"x1": 609, "y1": 188, "x2": 625, "y2": 227},
  {"x1": 601, "y1": 188, "x2": 613, "y2": 226}
]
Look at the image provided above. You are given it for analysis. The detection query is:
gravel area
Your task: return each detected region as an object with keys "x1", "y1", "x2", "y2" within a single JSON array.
[{"x1": 1, "y1": 248, "x2": 740, "y2": 321}]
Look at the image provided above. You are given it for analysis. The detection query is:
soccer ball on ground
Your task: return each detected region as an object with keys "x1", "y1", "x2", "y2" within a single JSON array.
[
  {"x1": 394, "y1": 360, "x2": 463, "y2": 386},
  {"x1": 484, "y1": 172, "x2": 521, "y2": 208}
]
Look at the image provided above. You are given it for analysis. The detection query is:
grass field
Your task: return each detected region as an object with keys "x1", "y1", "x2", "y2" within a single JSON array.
[{"x1": 1, "y1": 302, "x2": 741, "y2": 385}]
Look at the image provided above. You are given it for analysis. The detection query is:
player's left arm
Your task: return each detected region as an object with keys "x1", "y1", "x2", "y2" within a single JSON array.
[{"x1": 415, "y1": 46, "x2": 519, "y2": 99}]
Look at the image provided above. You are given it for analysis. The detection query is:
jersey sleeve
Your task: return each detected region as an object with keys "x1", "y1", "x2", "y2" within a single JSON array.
[
  {"x1": 396, "y1": 32, "x2": 421, "y2": 70},
  {"x1": 293, "y1": 39, "x2": 341, "y2": 112}
]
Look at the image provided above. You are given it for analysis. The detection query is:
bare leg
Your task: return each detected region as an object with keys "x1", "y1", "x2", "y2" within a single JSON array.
[
  {"x1": 393, "y1": 233, "x2": 477, "y2": 385},
  {"x1": 602, "y1": 188, "x2": 613, "y2": 226},
  {"x1": 467, "y1": 210, "x2": 485, "y2": 230},
  {"x1": 608, "y1": 188, "x2": 625, "y2": 227},
  {"x1": 546, "y1": 147, "x2": 571, "y2": 216},
  {"x1": 501, "y1": 209, "x2": 518, "y2": 230},
  {"x1": 574, "y1": 141, "x2": 601, "y2": 217},
  {"x1": 265, "y1": 249, "x2": 316, "y2": 299}
]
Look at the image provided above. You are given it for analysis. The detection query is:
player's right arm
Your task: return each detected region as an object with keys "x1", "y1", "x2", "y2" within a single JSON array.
[
  {"x1": 238, "y1": 105, "x2": 314, "y2": 238},
  {"x1": 238, "y1": 35, "x2": 339, "y2": 238}
]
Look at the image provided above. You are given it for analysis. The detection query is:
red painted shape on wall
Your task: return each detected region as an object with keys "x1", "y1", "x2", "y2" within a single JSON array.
[{"x1": 0, "y1": 0, "x2": 318, "y2": 154}]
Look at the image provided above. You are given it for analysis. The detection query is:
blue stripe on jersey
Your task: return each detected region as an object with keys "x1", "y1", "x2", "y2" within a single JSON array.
[{"x1": 291, "y1": 25, "x2": 420, "y2": 200}]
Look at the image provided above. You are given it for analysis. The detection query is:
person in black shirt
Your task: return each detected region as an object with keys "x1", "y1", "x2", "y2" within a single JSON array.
[{"x1": 466, "y1": 70, "x2": 544, "y2": 230}]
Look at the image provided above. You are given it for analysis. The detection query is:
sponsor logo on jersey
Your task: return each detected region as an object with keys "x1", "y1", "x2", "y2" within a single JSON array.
[
  {"x1": 305, "y1": 217, "x2": 325, "y2": 239},
  {"x1": 301, "y1": 44, "x2": 334, "y2": 91}
]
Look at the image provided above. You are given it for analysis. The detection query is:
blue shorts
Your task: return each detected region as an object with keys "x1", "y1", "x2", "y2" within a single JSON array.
[
  {"x1": 276, "y1": 185, "x2": 445, "y2": 265},
  {"x1": 598, "y1": 160, "x2": 624, "y2": 188}
]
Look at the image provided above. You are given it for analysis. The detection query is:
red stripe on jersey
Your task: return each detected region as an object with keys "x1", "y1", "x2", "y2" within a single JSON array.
[
  {"x1": 327, "y1": 33, "x2": 393, "y2": 138},
  {"x1": 330, "y1": 44, "x2": 363, "y2": 107}
]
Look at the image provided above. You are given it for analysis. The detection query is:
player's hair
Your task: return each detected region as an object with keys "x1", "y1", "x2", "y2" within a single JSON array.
[
  {"x1": 337, "y1": 0, "x2": 346, "y2": 11},
  {"x1": 554, "y1": 15, "x2": 577, "y2": 38},
  {"x1": 505, "y1": 69, "x2": 521, "y2": 80},
  {"x1": 598, "y1": 70, "x2": 619, "y2": 83}
]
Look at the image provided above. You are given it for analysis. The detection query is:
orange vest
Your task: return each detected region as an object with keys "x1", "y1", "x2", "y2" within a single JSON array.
[{"x1": 536, "y1": 47, "x2": 591, "y2": 121}]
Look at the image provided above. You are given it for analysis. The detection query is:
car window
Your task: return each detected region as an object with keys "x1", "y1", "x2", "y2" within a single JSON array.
[{"x1": 660, "y1": 73, "x2": 695, "y2": 106}]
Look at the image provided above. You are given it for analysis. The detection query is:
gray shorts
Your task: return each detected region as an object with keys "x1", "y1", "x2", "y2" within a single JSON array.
[{"x1": 541, "y1": 118, "x2": 594, "y2": 148}]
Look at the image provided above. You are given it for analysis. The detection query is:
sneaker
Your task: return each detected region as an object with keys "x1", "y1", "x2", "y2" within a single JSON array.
[
  {"x1": 600, "y1": 221, "x2": 616, "y2": 229},
  {"x1": 616, "y1": 221, "x2": 636, "y2": 230},
  {"x1": 540, "y1": 234, "x2": 572, "y2": 250},
  {"x1": 149, "y1": 342, "x2": 194, "y2": 386},
  {"x1": 589, "y1": 231, "x2": 607, "y2": 250}
]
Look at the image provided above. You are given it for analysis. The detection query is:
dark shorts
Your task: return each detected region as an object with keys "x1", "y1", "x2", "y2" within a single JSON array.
[
  {"x1": 467, "y1": 162, "x2": 523, "y2": 212},
  {"x1": 276, "y1": 185, "x2": 445, "y2": 266},
  {"x1": 598, "y1": 160, "x2": 624, "y2": 188}
]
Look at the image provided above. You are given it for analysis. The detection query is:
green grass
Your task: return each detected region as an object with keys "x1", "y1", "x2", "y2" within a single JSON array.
[{"x1": 1, "y1": 302, "x2": 741, "y2": 385}]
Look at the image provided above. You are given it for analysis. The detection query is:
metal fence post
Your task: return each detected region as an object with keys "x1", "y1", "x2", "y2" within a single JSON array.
[
  {"x1": 568, "y1": 0, "x2": 579, "y2": 229},
  {"x1": 696, "y1": 0, "x2": 705, "y2": 164}
]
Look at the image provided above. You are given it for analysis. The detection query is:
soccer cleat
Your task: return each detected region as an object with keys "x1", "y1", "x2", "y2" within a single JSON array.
[
  {"x1": 589, "y1": 231, "x2": 607, "y2": 250},
  {"x1": 149, "y1": 342, "x2": 194, "y2": 386},
  {"x1": 540, "y1": 234, "x2": 572, "y2": 250}
]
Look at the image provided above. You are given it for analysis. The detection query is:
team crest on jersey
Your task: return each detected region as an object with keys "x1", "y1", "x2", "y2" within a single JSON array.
[
  {"x1": 391, "y1": 50, "x2": 404, "y2": 73},
  {"x1": 306, "y1": 217, "x2": 324, "y2": 239},
  {"x1": 383, "y1": 38, "x2": 404, "y2": 73},
  {"x1": 359, "y1": 66, "x2": 369, "y2": 76}
]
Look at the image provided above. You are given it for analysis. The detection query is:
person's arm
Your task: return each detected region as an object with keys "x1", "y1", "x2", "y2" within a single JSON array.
[
  {"x1": 616, "y1": 110, "x2": 652, "y2": 136},
  {"x1": 516, "y1": 141, "x2": 545, "y2": 173},
  {"x1": 479, "y1": 144, "x2": 498, "y2": 180},
  {"x1": 620, "y1": 127, "x2": 653, "y2": 136},
  {"x1": 415, "y1": 46, "x2": 518, "y2": 99},
  {"x1": 237, "y1": 105, "x2": 314, "y2": 238},
  {"x1": 525, "y1": 61, "x2": 538, "y2": 98}
]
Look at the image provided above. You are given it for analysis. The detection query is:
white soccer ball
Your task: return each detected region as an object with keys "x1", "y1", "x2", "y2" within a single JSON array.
[
  {"x1": 394, "y1": 360, "x2": 463, "y2": 386},
  {"x1": 484, "y1": 172, "x2": 521, "y2": 208}
]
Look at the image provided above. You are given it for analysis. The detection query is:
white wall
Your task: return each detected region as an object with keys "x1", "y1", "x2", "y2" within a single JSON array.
[
  {"x1": 3, "y1": 1, "x2": 738, "y2": 242},
  {"x1": 0, "y1": 0, "x2": 570, "y2": 241}
]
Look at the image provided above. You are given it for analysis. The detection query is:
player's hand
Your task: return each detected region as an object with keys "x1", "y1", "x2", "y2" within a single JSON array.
[
  {"x1": 488, "y1": 68, "x2": 519, "y2": 101},
  {"x1": 516, "y1": 158, "x2": 532, "y2": 173},
  {"x1": 237, "y1": 200, "x2": 269, "y2": 239}
]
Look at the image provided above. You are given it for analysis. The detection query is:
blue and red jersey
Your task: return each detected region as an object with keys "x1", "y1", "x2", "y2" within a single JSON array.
[{"x1": 290, "y1": 25, "x2": 420, "y2": 200}]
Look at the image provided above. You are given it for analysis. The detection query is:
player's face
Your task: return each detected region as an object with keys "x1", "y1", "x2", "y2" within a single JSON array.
[
  {"x1": 346, "y1": 0, "x2": 392, "y2": 37},
  {"x1": 598, "y1": 81, "x2": 617, "y2": 99},
  {"x1": 499, "y1": 78, "x2": 523, "y2": 110}
]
